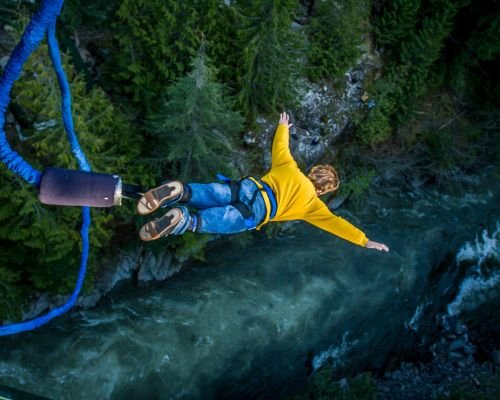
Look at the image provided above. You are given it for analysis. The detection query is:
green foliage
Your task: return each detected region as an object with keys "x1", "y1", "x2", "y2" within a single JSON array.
[
  {"x1": 235, "y1": 0, "x2": 303, "y2": 120},
  {"x1": 470, "y1": 13, "x2": 500, "y2": 61},
  {"x1": 308, "y1": 0, "x2": 370, "y2": 81},
  {"x1": 375, "y1": 0, "x2": 421, "y2": 49},
  {"x1": 345, "y1": 0, "x2": 498, "y2": 193},
  {"x1": 402, "y1": 94, "x2": 483, "y2": 185},
  {"x1": 447, "y1": 1, "x2": 500, "y2": 107},
  {"x1": 148, "y1": 49, "x2": 244, "y2": 182},
  {"x1": 168, "y1": 232, "x2": 211, "y2": 262},
  {"x1": 337, "y1": 169, "x2": 377, "y2": 202},
  {"x1": 355, "y1": 79, "x2": 399, "y2": 144},
  {"x1": 293, "y1": 368, "x2": 377, "y2": 400},
  {"x1": 60, "y1": 0, "x2": 119, "y2": 30},
  {"x1": 357, "y1": 0, "x2": 468, "y2": 145},
  {"x1": 0, "y1": 37, "x2": 148, "y2": 319},
  {"x1": 0, "y1": 264, "x2": 25, "y2": 321},
  {"x1": 397, "y1": 2, "x2": 458, "y2": 98},
  {"x1": 106, "y1": 0, "x2": 230, "y2": 113}
]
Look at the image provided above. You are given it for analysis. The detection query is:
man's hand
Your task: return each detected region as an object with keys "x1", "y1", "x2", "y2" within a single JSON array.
[
  {"x1": 365, "y1": 240, "x2": 389, "y2": 252},
  {"x1": 279, "y1": 112, "x2": 293, "y2": 129}
]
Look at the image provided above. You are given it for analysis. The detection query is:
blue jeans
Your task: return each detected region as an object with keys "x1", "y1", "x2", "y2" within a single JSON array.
[{"x1": 184, "y1": 178, "x2": 267, "y2": 234}]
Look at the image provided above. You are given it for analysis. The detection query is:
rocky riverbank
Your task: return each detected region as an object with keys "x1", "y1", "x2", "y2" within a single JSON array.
[
  {"x1": 294, "y1": 314, "x2": 499, "y2": 400},
  {"x1": 376, "y1": 315, "x2": 499, "y2": 400},
  {"x1": 19, "y1": 246, "x2": 182, "y2": 322}
]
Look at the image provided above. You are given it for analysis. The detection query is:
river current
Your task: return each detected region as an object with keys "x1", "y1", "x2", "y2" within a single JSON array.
[{"x1": 0, "y1": 169, "x2": 498, "y2": 399}]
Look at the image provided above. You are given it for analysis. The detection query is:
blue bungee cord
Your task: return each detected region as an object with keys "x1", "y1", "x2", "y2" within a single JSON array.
[{"x1": 0, "y1": 0, "x2": 91, "y2": 336}]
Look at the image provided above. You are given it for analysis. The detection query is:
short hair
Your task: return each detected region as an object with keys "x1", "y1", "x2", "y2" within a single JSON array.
[{"x1": 307, "y1": 164, "x2": 340, "y2": 194}]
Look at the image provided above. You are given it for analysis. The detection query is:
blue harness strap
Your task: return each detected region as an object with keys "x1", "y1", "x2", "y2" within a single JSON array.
[
  {"x1": 0, "y1": 0, "x2": 92, "y2": 336},
  {"x1": 258, "y1": 179, "x2": 277, "y2": 219},
  {"x1": 215, "y1": 173, "x2": 278, "y2": 229}
]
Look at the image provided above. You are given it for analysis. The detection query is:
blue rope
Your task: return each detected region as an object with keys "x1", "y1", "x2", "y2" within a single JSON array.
[
  {"x1": 0, "y1": 0, "x2": 92, "y2": 336},
  {"x1": 47, "y1": 22, "x2": 90, "y2": 172}
]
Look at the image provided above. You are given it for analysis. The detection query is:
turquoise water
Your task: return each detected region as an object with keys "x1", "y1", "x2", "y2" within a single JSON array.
[{"x1": 0, "y1": 170, "x2": 498, "y2": 399}]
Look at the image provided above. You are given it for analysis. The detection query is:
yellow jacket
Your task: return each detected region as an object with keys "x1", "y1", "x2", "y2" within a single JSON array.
[{"x1": 260, "y1": 124, "x2": 368, "y2": 247}]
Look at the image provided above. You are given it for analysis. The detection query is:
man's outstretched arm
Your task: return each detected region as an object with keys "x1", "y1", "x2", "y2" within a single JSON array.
[
  {"x1": 271, "y1": 112, "x2": 296, "y2": 168},
  {"x1": 306, "y1": 202, "x2": 389, "y2": 252}
]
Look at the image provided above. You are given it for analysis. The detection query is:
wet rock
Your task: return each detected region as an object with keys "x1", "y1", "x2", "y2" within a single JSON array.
[
  {"x1": 449, "y1": 338, "x2": 466, "y2": 352},
  {"x1": 0, "y1": 56, "x2": 9, "y2": 70},
  {"x1": 77, "y1": 292, "x2": 101, "y2": 309},
  {"x1": 138, "y1": 251, "x2": 177, "y2": 282},
  {"x1": 249, "y1": 41, "x2": 382, "y2": 170},
  {"x1": 34, "y1": 119, "x2": 58, "y2": 131},
  {"x1": 243, "y1": 130, "x2": 258, "y2": 145},
  {"x1": 338, "y1": 377, "x2": 348, "y2": 391},
  {"x1": 492, "y1": 350, "x2": 500, "y2": 365},
  {"x1": 449, "y1": 351, "x2": 464, "y2": 361},
  {"x1": 379, "y1": 385, "x2": 390, "y2": 393},
  {"x1": 392, "y1": 371, "x2": 403, "y2": 380},
  {"x1": 463, "y1": 344, "x2": 476, "y2": 355},
  {"x1": 21, "y1": 293, "x2": 50, "y2": 321},
  {"x1": 328, "y1": 195, "x2": 348, "y2": 210},
  {"x1": 6, "y1": 112, "x2": 15, "y2": 124},
  {"x1": 97, "y1": 250, "x2": 141, "y2": 291},
  {"x1": 455, "y1": 323, "x2": 466, "y2": 336},
  {"x1": 443, "y1": 316, "x2": 459, "y2": 332}
]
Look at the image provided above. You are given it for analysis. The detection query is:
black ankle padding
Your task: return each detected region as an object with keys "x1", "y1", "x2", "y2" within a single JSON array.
[
  {"x1": 122, "y1": 183, "x2": 147, "y2": 200},
  {"x1": 180, "y1": 183, "x2": 192, "y2": 203}
]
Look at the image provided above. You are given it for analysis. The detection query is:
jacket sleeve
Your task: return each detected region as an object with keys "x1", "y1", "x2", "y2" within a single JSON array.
[
  {"x1": 271, "y1": 124, "x2": 296, "y2": 168},
  {"x1": 304, "y1": 200, "x2": 369, "y2": 247}
]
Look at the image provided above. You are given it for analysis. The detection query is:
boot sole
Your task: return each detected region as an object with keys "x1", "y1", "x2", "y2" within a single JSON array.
[
  {"x1": 137, "y1": 181, "x2": 183, "y2": 215},
  {"x1": 139, "y1": 208, "x2": 182, "y2": 241}
]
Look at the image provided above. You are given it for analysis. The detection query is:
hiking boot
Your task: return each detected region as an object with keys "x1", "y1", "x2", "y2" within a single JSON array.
[
  {"x1": 139, "y1": 207, "x2": 191, "y2": 241},
  {"x1": 137, "y1": 180, "x2": 187, "y2": 215}
]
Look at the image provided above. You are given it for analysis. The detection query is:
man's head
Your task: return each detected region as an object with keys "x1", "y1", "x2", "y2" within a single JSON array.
[{"x1": 307, "y1": 164, "x2": 340, "y2": 196}]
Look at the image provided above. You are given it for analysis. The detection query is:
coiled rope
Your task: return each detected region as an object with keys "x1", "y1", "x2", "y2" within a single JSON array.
[{"x1": 0, "y1": 0, "x2": 91, "y2": 336}]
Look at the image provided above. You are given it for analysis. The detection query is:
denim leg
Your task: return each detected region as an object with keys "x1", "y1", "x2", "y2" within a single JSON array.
[
  {"x1": 196, "y1": 178, "x2": 268, "y2": 234},
  {"x1": 187, "y1": 183, "x2": 232, "y2": 209},
  {"x1": 197, "y1": 205, "x2": 248, "y2": 234}
]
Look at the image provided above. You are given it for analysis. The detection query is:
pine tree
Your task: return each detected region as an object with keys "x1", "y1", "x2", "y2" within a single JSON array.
[
  {"x1": 148, "y1": 48, "x2": 244, "y2": 182},
  {"x1": 375, "y1": 0, "x2": 421, "y2": 50},
  {"x1": 399, "y1": 1, "x2": 459, "y2": 97},
  {"x1": 448, "y1": 0, "x2": 500, "y2": 104},
  {"x1": 235, "y1": 0, "x2": 303, "y2": 120},
  {"x1": 359, "y1": 0, "x2": 468, "y2": 143},
  {"x1": 107, "y1": 0, "x2": 230, "y2": 113},
  {"x1": 308, "y1": 0, "x2": 370, "y2": 81}
]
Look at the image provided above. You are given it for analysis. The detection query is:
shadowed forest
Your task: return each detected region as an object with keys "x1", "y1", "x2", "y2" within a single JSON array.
[{"x1": 0, "y1": 0, "x2": 498, "y2": 322}]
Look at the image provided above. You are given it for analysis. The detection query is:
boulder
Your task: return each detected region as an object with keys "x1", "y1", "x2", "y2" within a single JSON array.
[
  {"x1": 138, "y1": 251, "x2": 179, "y2": 282},
  {"x1": 448, "y1": 338, "x2": 466, "y2": 352},
  {"x1": 492, "y1": 350, "x2": 500, "y2": 365}
]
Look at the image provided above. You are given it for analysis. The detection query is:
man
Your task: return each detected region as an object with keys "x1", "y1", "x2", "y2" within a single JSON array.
[{"x1": 137, "y1": 112, "x2": 389, "y2": 252}]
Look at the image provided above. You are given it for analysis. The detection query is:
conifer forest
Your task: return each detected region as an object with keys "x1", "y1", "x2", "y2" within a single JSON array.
[
  {"x1": 0, "y1": 0, "x2": 498, "y2": 355},
  {"x1": 0, "y1": 0, "x2": 500, "y2": 318}
]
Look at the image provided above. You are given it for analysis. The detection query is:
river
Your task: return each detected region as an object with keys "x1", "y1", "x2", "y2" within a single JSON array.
[{"x1": 0, "y1": 168, "x2": 498, "y2": 399}]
